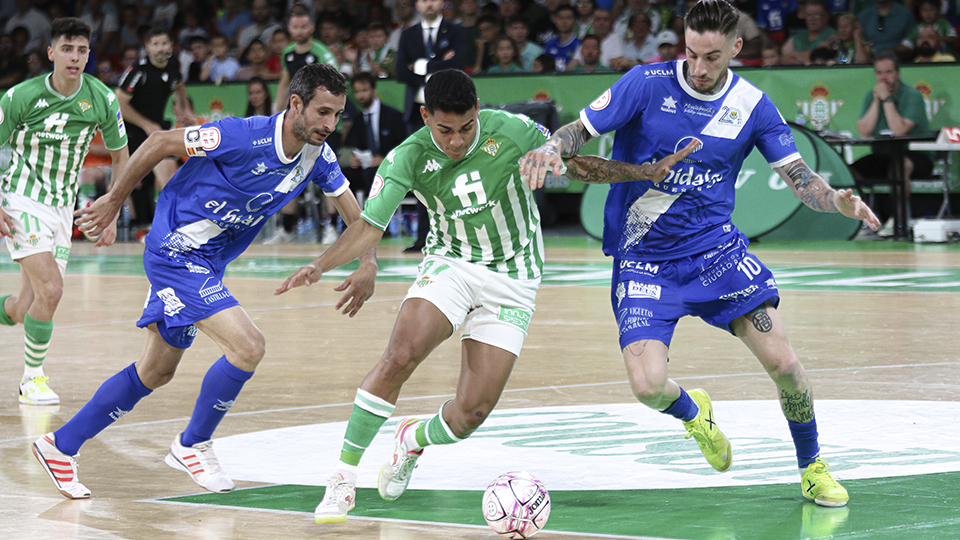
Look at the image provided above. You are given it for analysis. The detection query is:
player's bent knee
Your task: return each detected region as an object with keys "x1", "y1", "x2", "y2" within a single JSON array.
[
  {"x1": 230, "y1": 332, "x2": 266, "y2": 370},
  {"x1": 631, "y1": 380, "x2": 669, "y2": 408}
]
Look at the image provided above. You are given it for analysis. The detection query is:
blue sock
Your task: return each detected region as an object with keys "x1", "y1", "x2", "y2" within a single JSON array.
[
  {"x1": 788, "y1": 418, "x2": 820, "y2": 469},
  {"x1": 54, "y1": 363, "x2": 152, "y2": 456},
  {"x1": 180, "y1": 356, "x2": 253, "y2": 447},
  {"x1": 661, "y1": 387, "x2": 699, "y2": 422}
]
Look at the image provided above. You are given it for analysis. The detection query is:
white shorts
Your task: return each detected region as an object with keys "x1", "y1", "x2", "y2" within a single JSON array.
[
  {"x1": 1, "y1": 192, "x2": 73, "y2": 275},
  {"x1": 404, "y1": 255, "x2": 540, "y2": 357}
]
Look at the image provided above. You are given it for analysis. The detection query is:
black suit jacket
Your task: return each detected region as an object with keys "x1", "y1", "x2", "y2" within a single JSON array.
[
  {"x1": 344, "y1": 101, "x2": 407, "y2": 157},
  {"x1": 395, "y1": 18, "x2": 466, "y2": 122}
]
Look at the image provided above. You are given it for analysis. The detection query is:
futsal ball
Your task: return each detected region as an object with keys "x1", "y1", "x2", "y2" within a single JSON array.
[{"x1": 482, "y1": 471, "x2": 551, "y2": 539}]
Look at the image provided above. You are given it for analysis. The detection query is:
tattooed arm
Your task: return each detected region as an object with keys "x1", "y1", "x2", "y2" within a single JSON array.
[
  {"x1": 518, "y1": 120, "x2": 594, "y2": 191},
  {"x1": 565, "y1": 139, "x2": 702, "y2": 184},
  {"x1": 774, "y1": 158, "x2": 881, "y2": 230}
]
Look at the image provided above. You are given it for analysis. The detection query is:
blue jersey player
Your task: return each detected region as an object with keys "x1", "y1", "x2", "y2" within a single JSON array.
[
  {"x1": 32, "y1": 64, "x2": 378, "y2": 500},
  {"x1": 521, "y1": 0, "x2": 879, "y2": 508}
]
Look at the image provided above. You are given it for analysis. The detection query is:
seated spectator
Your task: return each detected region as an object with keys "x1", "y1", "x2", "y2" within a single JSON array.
[
  {"x1": 217, "y1": 0, "x2": 252, "y2": 48},
  {"x1": 566, "y1": 9, "x2": 624, "y2": 72},
  {"x1": 236, "y1": 38, "x2": 280, "y2": 81},
  {"x1": 761, "y1": 39, "x2": 783, "y2": 66},
  {"x1": 152, "y1": 0, "x2": 178, "y2": 30},
  {"x1": 118, "y1": 5, "x2": 143, "y2": 51},
  {"x1": 756, "y1": 0, "x2": 798, "y2": 45},
  {"x1": 267, "y1": 29, "x2": 289, "y2": 75},
  {"x1": 187, "y1": 35, "x2": 210, "y2": 83},
  {"x1": 782, "y1": 0, "x2": 837, "y2": 65},
  {"x1": 202, "y1": 34, "x2": 241, "y2": 83},
  {"x1": 913, "y1": 25, "x2": 957, "y2": 62},
  {"x1": 0, "y1": 32, "x2": 27, "y2": 87},
  {"x1": 901, "y1": 0, "x2": 957, "y2": 56},
  {"x1": 24, "y1": 49, "x2": 48, "y2": 78},
  {"x1": 319, "y1": 19, "x2": 346, "y2": 73},
  {"x1": 576, "y1": 0, "x2": 597, "y2": 38},
  {"x1": 615, "y1": 0, "x2": 663, "y2": 39},
  {"x1": 543, "y1": 5, "x2": 581, "y2": 71},
  {"x1": 810, "y1": 46, "x2": 837, "y2": 65},
  {"x1": 611, "y1": 12, "x2": 657, "y2": 70},
  {"x1": 237, "y1": 0, "x2": 282, "y2": 53},
  {"x1": 646, "y1": 29, "x2": 683, "y2": 63},
  {"x1": 471, "y1": 14, "x2": 500, "y2": 74},
  {"x1": 505, "y1": 17, "x2": 543, "y2": 72},
  {"x1": 245, "y1": 77, "x2": 272, "y2": 116},
  {"x1": 486, "y1": 35, "x2": 525, "y2": 73},
  {"x1": 459, "y1": 0, "x2": 481, "y2": 68},
  {"x1": 736, "y1": 5, "x2": 763, "y2": 59},
  {"x1": 113, "y1": 46, "x2": 139, "y2": 84},
  {"x1": 532, "y1": 53, "x2": 556, "y2": 72},
  {"x1": 3, "y1": 0, "x2": 51, "y2": 53},
  {"x1": 859, "y1": 0, "x2": 916, "y2": 57},
  {"x1": 571, "y1": 34, "x2": 616, "y2": 71},
  {"x1": 358, "y1": 22, "x2": 396, "y2": 78},
  {"x1": 80, "y1": 0, "x2": 118, "y2": 58},
  {"x1": 95, "y1": 58, "x2": 115, "y2": 85},
  {"x1": 826, "y1": 13, "x2": 870, "y2": 64},
  {"x1": 177, "y1": 9, "x2": 208, "y2": 47}
]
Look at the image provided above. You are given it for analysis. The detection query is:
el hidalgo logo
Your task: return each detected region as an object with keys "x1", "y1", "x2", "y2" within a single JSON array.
[
  {"x1": 913, "y1": 79, "x2": 946, "y2": 121},
  {"x1": 796, "y1": 82, "x2": 843, "y2": 131}
]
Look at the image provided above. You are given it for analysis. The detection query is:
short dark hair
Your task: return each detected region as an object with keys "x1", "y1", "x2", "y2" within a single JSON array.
[
  {"x1": 367, "y1": 22, "x2": 387, "y2": 33},
  {"x1": 424, "y1": 69, "x2": 477, "y2": 115},
  {"x1": 806, "y1": 0, "x2": 829, "y2": 14},
  {"x1": 146, "y1": 26, "x2": 171, "y2": 42},
  {"x1": 189, "y1": 35, "x2": 209, "y2": 47},
  {"x1": 505, "y1": 16, "x2": 528, "y2": 29},
  {"x1": 581, "y1": 34, "x2": 602, "y2": 47},
  {"x1": 873, "y1": 49, "x2": 900, "y2": 71},
  {"x1": 288, "y1": 62, "x2": 347, "y2": 110},
  {"x1": 534, "y1": 53, "x2": 556, "y2": 72},
  {"x1": 554, "y1": 4, "x2": 576, "y2": 17},
  {"x1": 685, "y1": 0, "x2": 740, "y2": 38},
  {"x1": 288, "y1": 3, "x2": 311, "y2": 21},
  {"x1": 352, "y1": 71, "x2": 377, "y2": 89},
  {"x1": 50, "y1": 18, "x2": 92, "y2": 44}
]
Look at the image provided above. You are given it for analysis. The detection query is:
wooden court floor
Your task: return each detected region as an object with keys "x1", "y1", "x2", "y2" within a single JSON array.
[{"x1": 2, "y1": 241, "x2": 960, "y2": 539}]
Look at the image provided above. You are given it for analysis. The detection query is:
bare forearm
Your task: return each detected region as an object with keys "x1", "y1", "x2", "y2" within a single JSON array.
[
  {"x1": 856, "y1": 103, "x2": 879, "y2": 137},
  {"x1": 106, "y1": 136, "x2": 170, "y2": 205},
  {"x1": 783, "y1": 160, "x2": 838, "y2": 213},
  {"x1": 549, "y1": 120, "x2": 594, "y2": 158},
  {"x1": 566, "y1": 155, "x2": 660, "y2": 184},
  {"x1": 882, "y1": 102, "x2": 912, "y2": 136},
  {"x1": 317, "y1": 220, "x2": 383, "y2": 273}
]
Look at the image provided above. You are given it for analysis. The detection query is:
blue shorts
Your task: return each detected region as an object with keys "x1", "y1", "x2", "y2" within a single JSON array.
[
  {"x1": 611, "y1": 236, "x2": 780, "y2": 349},
  {"x1": 136, "y1": 249, "x2": 239, "y2": 349}
]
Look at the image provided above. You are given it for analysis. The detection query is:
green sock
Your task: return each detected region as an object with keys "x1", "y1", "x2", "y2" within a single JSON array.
[
  {"x1": 0, "y1": 295, "x2": 14, "y2": 326},
  {"x1": 415, "y1": 401, "x2": 464, "y2": 448},
  {"x1": 340, "y1": 389, "x2": 395, "y2": 466},
  {"x1": 79, "y1": 183, "x2": 96, "y2": 199},
  {"x1": 24, "y1": 314, "x2": 53, "y2": 369}
]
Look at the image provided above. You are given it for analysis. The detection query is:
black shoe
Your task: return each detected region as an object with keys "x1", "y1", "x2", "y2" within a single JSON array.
[{"x1": 402, "y1": 241, "x2": 425, "y2": 253}]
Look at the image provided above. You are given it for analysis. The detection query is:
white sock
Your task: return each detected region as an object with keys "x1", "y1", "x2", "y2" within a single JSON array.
[{"x1": 22, "y1": 365, "x2": 44, "y2": 381}]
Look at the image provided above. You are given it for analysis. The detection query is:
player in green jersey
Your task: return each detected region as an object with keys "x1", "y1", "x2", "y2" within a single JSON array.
[
  {"x1": 0, "y1": 18, "x2": 129, "y2": 405},
  {"x1": 275, "y1": 69, "x2": 548, "y2": 523}
]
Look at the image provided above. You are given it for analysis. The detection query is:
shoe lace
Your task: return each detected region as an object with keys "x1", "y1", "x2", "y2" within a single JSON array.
[
  {"x1": 394, "y1": 448, "x2": 421, "y2": 482},
  {"x1": 324, "y1": 476, "x2": 354, "y2": 505},
  {"x1": 192, "y1": 440, "x2": 222, "y2": 474}
]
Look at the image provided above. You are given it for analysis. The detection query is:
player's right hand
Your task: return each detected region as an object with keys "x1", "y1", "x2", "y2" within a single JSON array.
[
  {"x1": 275, "y1": 263, "x2": 323, "y2": 295},
  {"x1": 0, "y1": 207, "x2": 14, "y2": 239},
  {"x1": 519, "y1": 143, "x2": 566, "y2": 191},
  {"x1": 75, "y1": 196, "x2": 122, "y2": 244}
]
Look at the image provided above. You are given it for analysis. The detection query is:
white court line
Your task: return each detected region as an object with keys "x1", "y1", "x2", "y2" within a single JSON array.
[
  {"x1": 142, "y1": 498, "x2": 679, "y2": 540},
  {"x1": 3, "y1": 360, "x2": 958, "y2": 445}
]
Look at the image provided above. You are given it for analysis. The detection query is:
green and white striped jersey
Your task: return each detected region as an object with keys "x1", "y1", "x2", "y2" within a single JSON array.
[
  {"x1": 0, "y1": 73, "x2": 127, "y2": 207},
  {"x1": 362, "y1": 109, "x2": 548, "y2": 280}
]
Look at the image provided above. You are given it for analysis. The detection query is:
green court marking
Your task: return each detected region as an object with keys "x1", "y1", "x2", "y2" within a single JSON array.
[
  {"x1": 159, "y1": 472, "x2": 960, "y2": 539},
  {"x1": 6, "y1": 252, "x2": 960, "y2": 291}
]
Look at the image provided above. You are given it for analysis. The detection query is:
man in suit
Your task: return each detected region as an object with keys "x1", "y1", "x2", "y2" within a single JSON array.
[
  {"x1": 395, "y1": 0, "x2": 465, "y2": 251},
  {"x1": 343, "y1": 72, "x2": 407, "y2": 206}
]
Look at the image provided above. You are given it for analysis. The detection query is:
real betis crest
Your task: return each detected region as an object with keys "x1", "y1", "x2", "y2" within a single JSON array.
[
  {"x1": 796, "y1": 82, "x2": 843, "y2": 131},
  {"x1": 913, "y1": 79, "x2": 945, "y2": 121},
  {"x1": 78, "y1": 99, "x2": 92, "y2": 112},
  {"x1": 482, "y1": 138, "x2": 501, "y2": 157}
]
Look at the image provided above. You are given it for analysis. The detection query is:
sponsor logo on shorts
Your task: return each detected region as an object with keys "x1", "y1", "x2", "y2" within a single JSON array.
[
  {"x1": 627, "y1": 281, "x2": 661, "y2": 300},
  {"x1": 589, "y1": 89, "x2": 611, "y2": 111},
  {"x1": 27, "y1": 235, "x2": 39, "y2": 247},
  {"x1": 55, "y1": 246, "x2": 69, "y2": 261},
  {"x1": 416, "y1": 275, "x2": 433, "y2": 288},
  {"x1": 719, "y1": 284, "x2": 759, "y2": 301},
  {"x1": 619, "y1": 260, "x2": 660, "y2": 275},
  {"x1": 499, "y1": 307, "x2": 532, "y2": 331},
  {"x1": 185, "y1": 262, "x2": 210, "y2": 274},
  {"x1": 157, "y1": 287, "x2": 186, "y2": 317},
  {"x1": 199, "y1": 277, "x2": 232, "y2": 304},
  {"x1": 616, "y1": 282, "x2": 626, "y2": 307}
]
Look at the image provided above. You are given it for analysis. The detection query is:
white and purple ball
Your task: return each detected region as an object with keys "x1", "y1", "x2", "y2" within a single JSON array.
[{"x1": 482, "y1": 471, "x2": 551, "y2": 539}]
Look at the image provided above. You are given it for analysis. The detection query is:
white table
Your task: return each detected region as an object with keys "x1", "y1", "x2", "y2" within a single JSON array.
[{"x1": 908, "y1": 141, "x2": 960, "y2": 218}]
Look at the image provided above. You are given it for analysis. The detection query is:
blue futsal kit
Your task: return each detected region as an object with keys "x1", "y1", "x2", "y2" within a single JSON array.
[
  {"x1": 138, "y1": 111, "x2": 349, "y2": 347},
  {"x1": 580, "y1": 60, "x2": 802, "y2": 347}
]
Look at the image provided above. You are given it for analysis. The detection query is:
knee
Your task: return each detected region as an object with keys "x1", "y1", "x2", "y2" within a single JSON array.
[
  {"x1": 631, "y1": 378, "x2": 669, "y2": 409},
  {"x1": 137, "y1": 362, "x2": 177, "y2": 389},
  {"x1": 450, "y1": 400, "x2": 494, "y2": 437},
  {"x1": 765, "y1": 354, "x2": 804, "y2": 387},
  {"x1": 32, "y1": 281, "x2": 63, "y2": 307},
  {"x1": 378, "y1": 345, "x2": 424, "y2": 381},
  {"x1": 229, "y1": 330, "x2": 266, "y2": 371}
]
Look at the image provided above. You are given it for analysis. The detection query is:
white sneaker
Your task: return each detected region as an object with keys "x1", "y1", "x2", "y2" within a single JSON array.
[
  {"x1": 263, "y1": 228, "x2": 295, "y2": 245},
  {"x1": 314, "y1": 473, "x2": 356, "y2": 524},
  {"x1": 20, "y1": 375, "x2": 60, "y2": 405},
  {"x1": 33, "y1": 433, "x2": 90, "y2": 499},
  {"x1": 321, "y1": 223, "x2": 339, "y2": 244},
  {"x1": 163, "y1": 433, "x2": 235, "y2": 493},
  {"x1": 377, "y1": 418, "x2": 423, "y2": 501}
]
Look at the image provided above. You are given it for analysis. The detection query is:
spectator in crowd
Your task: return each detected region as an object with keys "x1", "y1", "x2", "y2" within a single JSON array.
[
  {"x1": 237, "y1": 38, "x2": 280, "y2": 80},
  {"x1": 616, "y1": 0, "x2": 662, "y2": 38},
  {"x1": 3, "y1": 0, "x2": 50, "y2": 53},
  {"x1": 267, "y1": 28, "x2": 289, "y2": 74},
  {"x1": 24, "y1": 48, "x2": 47, "y2": 77},
  {"x1": 576, "y1": 0, "x2": 597, "y2": 37},
  {"x1": 319, "y1": 18, "x2": 347, "y2": 72},
  {"x1": 316, "y1": 0, "x2": 354, "y2": 36},
  {"x1": 782, "y1": 0, "x2": 836, "y2": 65},
  {"x1": 341, "y1": 72, "x2": 406, "y2": 206},
  {"x1": 152, "y1": 0, "x2": 178, "y2": 30},
  {"x1": 809, "y1": 46, "x2": 836, "y2": 64},
  {"x1": 177, "y1": 9, "x2": 208, "y2": 47},
  {"x1": 396, "y1": 0, "x2": 466, "y2": 252},
  {"x1": 470, "y1": 14, "x2": 499, "y2": 73},
  {"x1": 486, "y1": 35, "x2": 525, "y2": 73},
  {"x1": 761, "y1": 38, "x2": 782, "y2": 66},
  {"x1": 79, "y1": 0, "x2": 117, "y2": 57},
  {"x1": 275, "y1": 5, "x2": 337, "y2": 114},
  {"x1": 566, "y1": 9, "x2": 625, "y2": 71},
  {"x1": 217, "y1": 0, "x2": 252, "y2": 48},
  {"x1": 859, "y1": 0, "x2": 915, "y2": 56},
  {"x1": 544, "y1": 4, "x2": 581, "y2": 71},
  {"x1": 853, "y1": 51, "x2": 932, "y2": 236},
  {"x1": 237, "y1": 0, "x2": 283, "y2": 53},
  {"x1": 244, "y1": 77, "x2": 272, "y2": 116},
  {"x1": 913, "y1": 25, "x2": 957, "y2": 62},
  {"x1": 10, "y1": 25, "x2": 29, "y2": 58},
  {"x1": 571, "y1": 33, "x2": 616, "y2": 71},
  {"x1": 113, "y1": 45, "x2": 139, "y2": 84},
  {"x1": 530, "y1": 0, "x2": 562, "y2": 44},
  {"x1": 358, "y1": 22, "x2": 396, "y2": 77},
  {"x1": 612, "y1": 12, "x2": 658, "y2": 69},
  {"x1": 118, "y1": 5, "x2": 143, "y2": 51},
  {"x1": 826, "y1": 12, "x2": 870, "y2": 64},
  {"x1": 901, "y1": 0, "x2": 957, "y2": 56},
  {"x1": 646, "y1": 29, "x2": 683, "y2": 62},
  {"x1": 506, "y1": 17, "x2": 543, "y2": 72},
  {"x1": 202, "y1": 34, "x2": 241, "y2": 83},
  {"x1": 388, "y1": 0, "x2": 420, "y2": 53},
  {"x1": 95, "y1": 58, "x2": 115, "y2": 85},
  {"x1": 756, "y1": 0, "x2": 797, "y2": 44},
  {"x1": 735, "y1": 5, "x2": 763, "y2": 59},
  {"x1": 0, "y1": 32, "x2": 27, "y2": 86},
  {"x1": 532, "y1": 52, "x2": 556, "y2": 72},
  {"x1": 187, "y1": 35, "x2": 210, "y2": 83},
  {"x1": 498, "y1": 0, "x2": 523, "y2": 22},
  {"x1": 458, "y1": 0, "x2": 481, "y2": 68}
]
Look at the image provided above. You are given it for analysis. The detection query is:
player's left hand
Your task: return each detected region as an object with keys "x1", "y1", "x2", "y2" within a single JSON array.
[
  {"x1": 87, "y1": 218, "x2": 119, "y2": 247},
  {"x1": 333, "y1": 260, "x2": 377, "y2": 317},
  {"x1": 834, "y1": 188, "x2": 880, "y2": 230},
  {"x1": 519, "y1": 143, "x2": 567, "y2": 191},
  {"x1": 75, "y1": 195, "x2": 122, "y2": 243},
  {"x1": 275, "y1": 264, "x2": 323, "y2": 295}
]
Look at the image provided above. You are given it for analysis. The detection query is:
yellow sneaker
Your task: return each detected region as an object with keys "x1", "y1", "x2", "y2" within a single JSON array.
[
  {"x1": 801, "y1": 457, "x2": 848, "y2": 507},
  {"x1": 682, "y1": 389, "x2": 732, "y2": 472}
]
